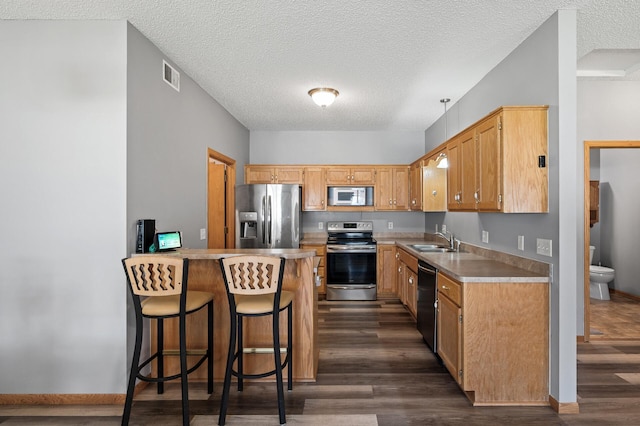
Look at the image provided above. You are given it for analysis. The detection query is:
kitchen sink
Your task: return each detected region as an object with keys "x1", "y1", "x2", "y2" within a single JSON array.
[{"x1": 409, "y1": 244, "x2": 455, "y2": 253}]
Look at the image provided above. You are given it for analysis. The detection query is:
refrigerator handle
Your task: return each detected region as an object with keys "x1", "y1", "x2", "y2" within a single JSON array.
[
  {"x1": 262, "y1": 195, "x2": 267, "y2": 245},
  {"x1": 267, "y1": 195, "x2": 272, "y2": 246}
]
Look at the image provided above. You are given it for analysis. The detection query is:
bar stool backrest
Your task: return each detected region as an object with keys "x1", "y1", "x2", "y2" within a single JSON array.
[
  {"x1": 220, "y1": 255, "x2": 283, "y2": 296},
  {"x1": 123, "y1": 256, "x2": 185, "y2": 297}
]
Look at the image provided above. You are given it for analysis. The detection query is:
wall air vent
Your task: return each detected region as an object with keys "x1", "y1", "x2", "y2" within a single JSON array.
[{"x1": 162, "y1": 60, "x2": 180, "y2": 92}]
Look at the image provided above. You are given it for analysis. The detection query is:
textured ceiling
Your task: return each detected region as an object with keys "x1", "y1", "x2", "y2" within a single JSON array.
[{"x1": 2, "y1": 0, "x2": 639, "y2": 131}]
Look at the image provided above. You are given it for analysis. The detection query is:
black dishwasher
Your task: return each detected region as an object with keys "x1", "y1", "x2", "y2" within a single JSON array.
[{"x1": 417, "y1": 260, "x2": 438, "y2": 354}]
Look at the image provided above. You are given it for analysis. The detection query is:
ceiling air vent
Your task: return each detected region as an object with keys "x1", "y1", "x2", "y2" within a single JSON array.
[{"x1": 163, "y1": 60, "x2": 180, "y2": 92}]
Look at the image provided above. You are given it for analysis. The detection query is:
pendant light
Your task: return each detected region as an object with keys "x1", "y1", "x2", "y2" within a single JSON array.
[{"x1": 436, "y1": 98, "x2": 451, "y2": 168}]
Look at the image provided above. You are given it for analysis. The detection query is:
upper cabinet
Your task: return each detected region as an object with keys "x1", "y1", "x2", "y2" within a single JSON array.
[
  {"x1": 446, "y1": 106, "x2": 548, "y2": 213},
  {"x1": 325, "y1": 166, "x2": 376, "y2": 185},
  {"x1": 421, "y1": 150, "x2": 447, "y2": 212},
  {"x1": 409, "y1": 160, "x2": 423, "y2": 211},
  {"x1": 375, "y1": 166, "x2": 410, "y2": 211},
  {"x1": 245, "y1": 165, "x2": 304, "y2": 184},
  {"x1": 303, "y1": 167, "x2": 326, "y2": 211}
]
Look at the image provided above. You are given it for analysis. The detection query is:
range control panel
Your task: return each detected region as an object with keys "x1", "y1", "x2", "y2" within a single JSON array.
[{"x1": 327, "y1": 221, "x2": 373, "y2": 232}]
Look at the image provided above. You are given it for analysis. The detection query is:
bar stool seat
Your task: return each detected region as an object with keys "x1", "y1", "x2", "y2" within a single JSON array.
[
  {"x1": 218, "y1": 255, "x2": 292, "y2": 426},
  {"x1": 121, "y1": 256, "x2": 214, "y2": 426}
]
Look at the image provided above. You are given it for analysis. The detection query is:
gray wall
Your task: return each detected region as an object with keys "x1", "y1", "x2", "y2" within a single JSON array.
[
  {"x1": 579, "y1": 79, "x2": 640, "y2": 298},
  {"x1": 0, "y1": 20, "x2": 128, "y2": 393},
  {"x1": 423, "y1": 11, "x2": 577, "y2": 403},
  {"x1": 0, "y1": 20, "x2": 249, "y2": 394},
  {"x1": 250, "y1": 130, "x2": 426, "y2": 233}
]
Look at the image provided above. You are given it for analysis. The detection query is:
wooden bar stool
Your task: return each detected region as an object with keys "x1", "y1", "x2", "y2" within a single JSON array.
[
  {"x1": 218, "y1": 255, "x2": 293, "y2": 425},
  {"x1": 121, "y1": 256, "x2": 214, "y2": 426}
]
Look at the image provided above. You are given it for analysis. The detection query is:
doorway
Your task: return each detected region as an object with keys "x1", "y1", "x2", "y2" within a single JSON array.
[
  {"x1": 582, "y1": 140, "x2": 640, "y2": 341},
  {"x1": 207, "y1": 148, "x2": 236, "y2": 249}
]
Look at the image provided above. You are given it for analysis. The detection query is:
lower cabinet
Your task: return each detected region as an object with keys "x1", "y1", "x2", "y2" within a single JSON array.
[
  {"x1": 301, "y1": 243, "x2": 326, "y2": 295},
  {"x1": 397, "y1": 248, "x2": 418, "y2": 319},
  {"x1": 437, "y1": 272, "x2": 549, "y2": 405},
  {"x1": 376, "y1": 245, "x2": 397, "y2": 297}
]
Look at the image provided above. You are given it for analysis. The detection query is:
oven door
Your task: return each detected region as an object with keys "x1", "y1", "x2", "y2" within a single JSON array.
[{"x1": 326, "y1": 246, "x2": 377, "y2": 300}]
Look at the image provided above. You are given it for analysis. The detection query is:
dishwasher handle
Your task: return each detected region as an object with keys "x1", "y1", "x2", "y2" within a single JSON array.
[{"x1": 418, "y1": 263, "x2": 437, "y2": 275}]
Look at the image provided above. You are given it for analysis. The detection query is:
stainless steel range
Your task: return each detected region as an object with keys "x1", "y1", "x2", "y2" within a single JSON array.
[{"x1": 326, "y1": 221, "x2": 377, "y2": 301}]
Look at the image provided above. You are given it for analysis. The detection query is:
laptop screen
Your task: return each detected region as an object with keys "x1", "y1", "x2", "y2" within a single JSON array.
[{"x1": 155, "y1": 231, "x2": 182, "y2": 251}]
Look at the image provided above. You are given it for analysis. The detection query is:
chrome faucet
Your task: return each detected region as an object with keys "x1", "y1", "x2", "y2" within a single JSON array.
[{"x1": 435, "y1": 231, "x2": 457, "y2": 251}]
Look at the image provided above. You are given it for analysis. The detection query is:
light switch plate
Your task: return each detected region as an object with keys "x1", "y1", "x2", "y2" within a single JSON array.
[
  {"x1": 482, "y1": 230, "x2": 489, "y2": 243},
  {"x1": 518, "y1": 235, "x2": 525, "y2": 251},
  {"x1": 442, "y1": 224, "x2": 447, "y2": 233},
  {"x1": 200, "y1": 228, "x2": 206, "y2": 240},
  {"x1": 536, "y1": 238, "x2": 552, "y2": 257}
]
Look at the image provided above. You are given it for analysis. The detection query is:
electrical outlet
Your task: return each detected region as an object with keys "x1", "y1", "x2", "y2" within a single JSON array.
[
  {"x1": 442, "y1": 224, "x2": 447, "y2": 234},
  {"x1": 536, "y1": 238, "x2": 552, "y2": 257},
  {"x1": 482, "y1": 230, "x2": 489, "y2": 243},
  {"x1": 388, "y1": 221, "x2": 394, "y2": 230},
  {"x1": 518, "y1": 235, "x2": 525, "y2": 251},
  {"x1": 435, "y1": 224, "x2": 439, "y2": 233},
  {"x1": 318, "y1": 222, "x2": 324, "y2": 230},
  {"x1": 200, "y1": 228, "x2": 206, "y2": 240}
]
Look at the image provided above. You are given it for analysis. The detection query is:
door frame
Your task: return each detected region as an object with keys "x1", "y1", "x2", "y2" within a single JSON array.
[
  {"x1": 583, "y1": 140, "x2": 640, "y2": 342},
  {"x1": 207, "y1": 148, "x2": 236, "y2": 248}
]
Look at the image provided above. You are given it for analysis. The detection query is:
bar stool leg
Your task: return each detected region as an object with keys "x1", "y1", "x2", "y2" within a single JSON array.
[
  {"x1": 157, "y1": 318, "x2": 164, "y2": 394},
  {"x1": 207, "y1": 300, "x2": 214, "y2": 394},
  {"x1": 237, "y1": 316, "x2": 244, "y2": 392},
  {"x1": 218, "y1": 311, "x2": 236, "y2": 426},
  {"x1": 287, "y1": 304, "x2": 293, "y2": 391},
  {"x1": 273, "y1": 313, "x2": 286, "y2": 425},
  {"x1": 122, "y1": 313, "x2": 143, "y2": 426},
  {"x1": 179, "y1": 312, "x2": 189, "y2": 426}
]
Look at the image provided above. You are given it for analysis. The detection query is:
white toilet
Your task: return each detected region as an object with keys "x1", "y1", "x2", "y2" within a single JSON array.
[{"x1": 589, "y1": 245, "x2": 614, "y2": 300}]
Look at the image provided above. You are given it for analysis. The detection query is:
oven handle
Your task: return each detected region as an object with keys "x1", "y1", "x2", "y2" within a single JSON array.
[
  {"x1": 327, "y1": 247, "x2": 377, "y2": 253},
  {"x1": 328, "y1": 285, "x2": 377, "y2": 290}
]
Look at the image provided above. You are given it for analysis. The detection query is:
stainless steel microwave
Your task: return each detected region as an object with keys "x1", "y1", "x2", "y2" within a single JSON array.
[{"x1": 327, "y1": 187, "x2": 374, "y2": 206}]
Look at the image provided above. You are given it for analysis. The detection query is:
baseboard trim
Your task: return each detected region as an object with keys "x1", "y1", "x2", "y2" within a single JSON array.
[
  {"x1": 549, "y1": 395, "x2": 580, "y2": 414},
  {"x1": 610, "y1": 288, "x2": 640, "y2": 302},
  {"x1": 0, "y1": 393, "x2": 125, "y2": 405},
  {"x1": 0, "y1": 382, "x2": 148, "y2": 405}
]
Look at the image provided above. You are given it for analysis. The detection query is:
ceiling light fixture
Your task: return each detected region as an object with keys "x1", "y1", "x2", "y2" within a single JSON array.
[{"x1": 308, "y1": 87, "x2": 339, "y2": 107}]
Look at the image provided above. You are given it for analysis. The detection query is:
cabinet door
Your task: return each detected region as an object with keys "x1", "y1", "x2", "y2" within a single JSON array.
[
  {"x1": 459, "y1": 129, "x2": 477, "y2": 210},
  {"x1": 374, "y1": 167, "x2": 394, "y2": 210},
  {"x1": 393, "y1": 167, "x2": 410, "y2": 210},
  {"x1": 376, "y1": 245, "x2": 397, "y2": 296},
  {"x1": 409, "y1": 160, "x2": 423, "y2": 210},
  {"x1": 245, "y1": 166, "x2": 274, "y2": 183},
  {"x1": 422, "y1": 156, "x2": 447, "y2": 212},
  {"x1": 303, "y1": 167, "x2": 326, "y2": 211},
  {"x1": 325, "y1": 167, "x2": 352, "y2": 185},
  {"x1": 476, "y1": 114, "x2": 501, "y2": 211},
  {"x1": 406, "y1": 268, "x2": 417, "y2": 318},
  {"x1": 351, "y1": 167, "x2": 376, "y2": 184},
  {"x1": 275, "y1": 167, "x2": 304, "y2": 184},
  {"x1": 397, "y1": 259, "x2": 406, "y2": 304},
  {"x1": 446, "y1": 140, "x2": 461, "y2": 209},
  {"x1": 437, "y1": 293, "x2": 462, "y2": 385}
]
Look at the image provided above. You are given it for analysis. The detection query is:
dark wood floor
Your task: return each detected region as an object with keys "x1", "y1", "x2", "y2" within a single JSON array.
[{"x1": 2, "y1": 298, "x2": 640, "y2": 425}]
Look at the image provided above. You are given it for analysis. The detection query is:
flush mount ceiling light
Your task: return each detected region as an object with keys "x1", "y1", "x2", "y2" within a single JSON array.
[{"x1": 308, "y1": 87, "x2": 339, "y2": 107}]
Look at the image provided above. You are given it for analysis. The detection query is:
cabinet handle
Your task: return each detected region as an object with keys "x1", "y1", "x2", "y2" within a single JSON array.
[
  {"x1": 389, "y1": 199, "x2": 393, "y2": 205},
  {"x1": 393, "y1": 200, "x2": 397, "y2": 205},
  {"x1": 441, "y1": 285, "x2": 449, "y2": 290},
  {"x1": 409, "y1": 277, "x2": 414, "y2": 285},
  {"x1": 432, "y1": 190, "x2": 437, "y2": 196},
  {"x1": 474, "y1": 190, "x2": 479, "y2": 203}
]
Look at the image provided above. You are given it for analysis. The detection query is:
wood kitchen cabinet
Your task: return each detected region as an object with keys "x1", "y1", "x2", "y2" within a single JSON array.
[
  {"x1": 436, "y1": 272, "x2": 549, "y2": 405},
  {"x1": 589, "y1": 180, "x2": 599, "y2": 227},
  {"x1": 325, "y1": 166, "x2": 376, "y2": 185},
  {"x1": 245, "y1": 165, "x2": 304, "y2": 184},
  {"x1": 446, "y1": 106, "x2": 549, "y2": 213},
  {"x1": 375, "y1": 166, "x2": 410, "y2": 211},
  {"x1": 409, "y1": 159, "x2": 423, "y2": 211},
  {"x1": 421, "y1": 150, "x2": 447, "y2": 212},
  {"x1": 447, "y1": 128, "x2": 477, "y2": 210},
  {"x1": 376, "y1": 245, "x2": 397, "y2": 297},
  {"x1": 301, "y1": 243, "x2": 326, "y2": 295},
  {"x1": 397, "y1": 248, "x2": 418, "y2": 319},
  {"x1": 303, "y1": 167, "x2": 326, "y2": 211}
]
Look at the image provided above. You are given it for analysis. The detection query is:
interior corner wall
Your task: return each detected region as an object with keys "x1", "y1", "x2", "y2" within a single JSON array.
[
  {"x1": 126, "y1": 23, "x2": 250, "y2": 253},
  {"x1": 422, "y1": 10, "x2": 576, "y2": 403},
  {"x1": 0, "y1": 20, "x2": 128, "y2": 393}
]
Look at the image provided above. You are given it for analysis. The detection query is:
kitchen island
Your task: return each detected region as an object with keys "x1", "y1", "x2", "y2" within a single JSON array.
[{"x1": 140, "y1": 248, "x2": 318, "y2": 383}]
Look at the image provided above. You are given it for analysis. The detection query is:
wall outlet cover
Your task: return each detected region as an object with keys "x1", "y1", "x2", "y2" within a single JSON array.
[
  {"x1": 318, "y1": 222, "x2": 324, "y2": 230},
  {"x1": 200, "y1": 228, "x2": 206, "y2": 240},
  {"x1": 482, "y1": 230, "x2": 489, "y2": 243},
  {"x1": 388, "y1": 221, "x2": 393, "y2": 229},
  {"x1": 442, "y1": 224, "x2": 447, "y2": 233},
  {"x1": 536, "y1": 238, "x2": 553, "y2": 257},
  {"x1": 518, "y1": 235, "x2": 525, "y2": 251}
]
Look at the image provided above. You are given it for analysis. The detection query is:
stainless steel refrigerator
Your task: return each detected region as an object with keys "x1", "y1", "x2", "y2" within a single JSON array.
[{"x1": 235, "y1": 184, "x2": 301, "y2": 249}]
